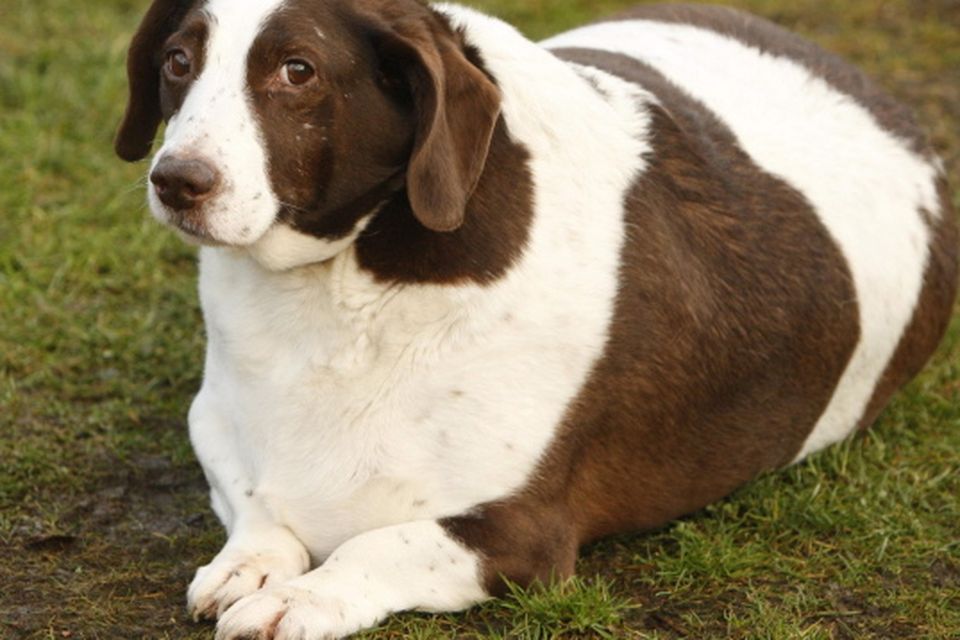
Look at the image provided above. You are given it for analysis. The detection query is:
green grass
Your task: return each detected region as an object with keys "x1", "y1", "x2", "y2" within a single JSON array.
[{"x1": 2, "y1": 0, "x2": 959, "y2": 638}]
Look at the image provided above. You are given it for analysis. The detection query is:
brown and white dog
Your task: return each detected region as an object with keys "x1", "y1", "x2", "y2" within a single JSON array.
[{"x1": 116, "y1": 1, "x2": 957, "y2": 638}]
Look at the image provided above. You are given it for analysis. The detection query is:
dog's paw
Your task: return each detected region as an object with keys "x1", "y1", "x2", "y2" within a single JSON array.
[
  {"x1": 188, "y1": 549, "x2": 309, "y2": 622},
  {"x1": 214, "y1": 585, "x2": 372, "y2": 640}
]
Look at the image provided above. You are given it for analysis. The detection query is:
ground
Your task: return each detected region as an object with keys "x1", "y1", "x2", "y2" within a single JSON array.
[{"x1": 1, "y1": 0, "x2": 959, "y2": 638}]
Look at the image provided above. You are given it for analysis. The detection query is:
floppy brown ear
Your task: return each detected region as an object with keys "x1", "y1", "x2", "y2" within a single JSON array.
[
  {"x1": 372, "y1": 12, "x2": 502, "y2": 232},
  {"x1": 115, "y1": 0, "x2": 195, "y2": 162}
]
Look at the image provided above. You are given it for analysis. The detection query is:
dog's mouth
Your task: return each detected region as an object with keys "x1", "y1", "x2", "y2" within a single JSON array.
[
  {"x1": 171, "y1": 216, "x2": 226, "y2": 246},
  {"x1": 157, "y1": 206, "x2": 229, "y2": 247},
  {"x1": 148, "y1": 191, "x2": 258, "y2": 248}
]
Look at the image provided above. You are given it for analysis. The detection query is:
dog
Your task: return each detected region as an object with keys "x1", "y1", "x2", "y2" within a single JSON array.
[{"x1": 115, "y1": 1, "x2": 957, "y2": 638}]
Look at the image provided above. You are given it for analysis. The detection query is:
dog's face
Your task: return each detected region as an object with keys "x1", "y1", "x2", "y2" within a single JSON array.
[{"x1": 117, "y1": 0, "x2": 501, "y2": 268}]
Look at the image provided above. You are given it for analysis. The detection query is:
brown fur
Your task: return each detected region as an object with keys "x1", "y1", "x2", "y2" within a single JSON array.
[
  {"x1": 249, "y1": 0, "x2": 417, "y2": 241},
  {"x1": 356, "y1": 2, "x2": 503, "y2": 232},
  {"x1": 355, "y1": 117, "x2": 534, "y2": 284},
  {"x1": 115, "y1": 0, "x2": 202, "y2": 161}
]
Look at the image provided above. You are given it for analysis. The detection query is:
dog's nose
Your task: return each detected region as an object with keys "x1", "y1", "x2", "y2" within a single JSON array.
[{"x1": 150, "y1": 156, "x2": 220, "y2": 211}]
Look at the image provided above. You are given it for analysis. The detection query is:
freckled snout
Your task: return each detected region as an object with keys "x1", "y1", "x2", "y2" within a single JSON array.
[{"x1": 150, "y1": 156, "x2": 221, "y2": 211}]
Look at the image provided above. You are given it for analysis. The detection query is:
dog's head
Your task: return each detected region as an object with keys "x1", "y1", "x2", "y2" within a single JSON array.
[{"x1": 116, "y1": 0, "x2": 500, "y2": 268}]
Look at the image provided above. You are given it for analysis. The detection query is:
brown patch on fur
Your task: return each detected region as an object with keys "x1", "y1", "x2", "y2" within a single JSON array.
[
  {"x1": 355, "y1": 118, "x2": 534, "y2": 285},
  {"x1": 443, "y1": 502, "x2": 579, "y2": 595},
  {"x1": 446, "y1": 48, "x2": 864, "y2": 591},
  {"x1": 858, "y1": 179, "x2": 959, "y2": 429},
  {"x1": 362, "y1": 4, "x2": 503, "y2": 232},
  {"x1": 248, "y1": 0, "x2": 534, "y2": 284},
  {"x1": 599, "y1": 3, "x2": 932, "y2": 156},
  {"x1": 248, "y1": 1, "x2": 416, "y2": 240},
  {"x1": 349, "y1": 4, "x2": 534, "y2": 284},
  {"x1": 115, "y1": 0, "x2": 205, "y2": 161}
]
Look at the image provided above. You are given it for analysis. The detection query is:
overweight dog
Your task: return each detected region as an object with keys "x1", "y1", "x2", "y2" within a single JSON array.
[{"x1": 116, "y1": 1, "x2": 957, "y2": 638}]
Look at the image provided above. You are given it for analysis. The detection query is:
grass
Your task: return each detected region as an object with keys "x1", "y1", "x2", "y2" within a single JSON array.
[{"x1": 1, "y1": 0, "x2": 958, "y2": 638}]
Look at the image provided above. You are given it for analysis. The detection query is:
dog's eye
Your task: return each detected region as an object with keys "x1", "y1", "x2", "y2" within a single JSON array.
[
  {"x1": 282, "y1": 59, "x2": 316, "y2": 86},
  {"x1": 165, "y1": 49, "x2": 191, "y2": 79}
]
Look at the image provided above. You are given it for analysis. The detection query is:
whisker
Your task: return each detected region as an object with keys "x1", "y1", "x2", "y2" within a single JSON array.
[{"x1": 277, "y1": 199, "x2": 313, "y2": 215}]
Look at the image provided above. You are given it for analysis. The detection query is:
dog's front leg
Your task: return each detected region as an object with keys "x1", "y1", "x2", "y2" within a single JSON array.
[
  {"x1": 187, "y1": 518, "x2": 311, "y2": 622},
  {"x1": 186, "y1": 392, "x2": 311, "y2": 621},
  {"x1": 214, "y1": 505, "x2": 578, "y2": 639},
  {"x1": 213, "y1": 520, "x2": 486, "y2": 640}
]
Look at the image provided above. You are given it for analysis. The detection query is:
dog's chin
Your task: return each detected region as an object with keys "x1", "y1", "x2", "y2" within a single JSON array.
[
  {"x1": 152, "y1": 210, "x2": 228, "y2": 247},
  {"x1": 170, "y1": 223, "x2": 228, "y2": 247},
  {"x1": 149, "y1": 204, "x2": 270, "y2": 249},
  {"x1": 247, "y1": 217, "x2": 375, "y2": 272}
]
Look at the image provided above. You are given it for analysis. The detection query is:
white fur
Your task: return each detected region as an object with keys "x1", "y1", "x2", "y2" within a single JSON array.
[
  {"x1": 150, "y1": 0, "x2": 286, "y2": 246},
  {"x1": 543, "y1": 20, "x2": 941, "y2": 462},
  {"x1": 187, "y1": 524, "x2": 311, "y2": 620},
  {"x1": 215, "y1": 521, "x2": 486, "y2": 639},
  {"x1": 247, "y1": 216, "x2": 374, "y2": 272},
  {"x1": 184, "y1": 4, "x2": 651, "y2": 637}
]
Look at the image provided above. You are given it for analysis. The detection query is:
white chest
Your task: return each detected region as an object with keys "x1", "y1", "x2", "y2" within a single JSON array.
[{"x1": 190, "y1": 246, "x2": 606, "y2": 557}]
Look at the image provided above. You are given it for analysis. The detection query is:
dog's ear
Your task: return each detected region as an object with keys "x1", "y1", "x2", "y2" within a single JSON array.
[
  {"x1": 367, "y1": 9, "x2": 501, "y2": 232},
  {"x1": 115, "y1": 0, "x2": 195, "y2": 162}
]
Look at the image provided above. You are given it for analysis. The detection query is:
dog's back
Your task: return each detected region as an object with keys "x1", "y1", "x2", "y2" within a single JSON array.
[{"x1": 528, "y1": 2, "x2": 959, "y2": 540}]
